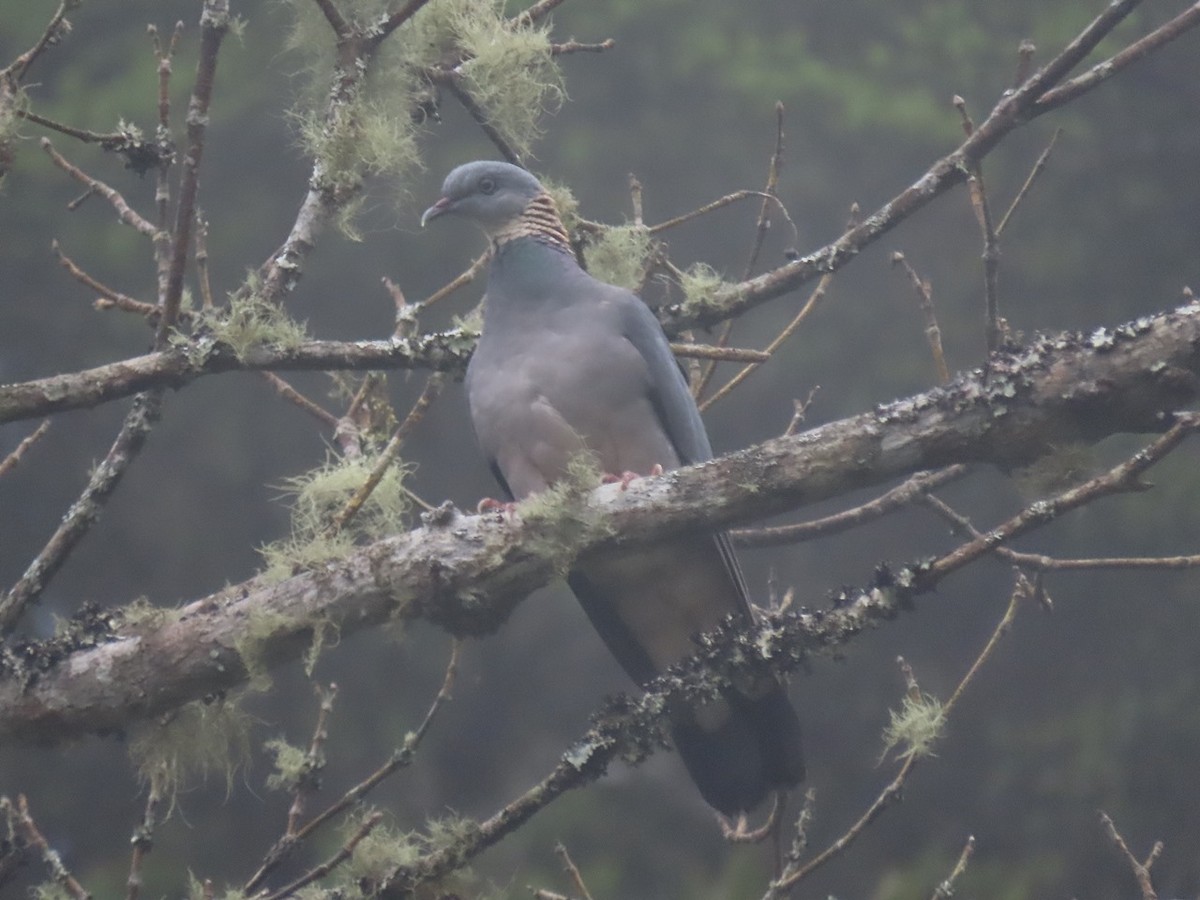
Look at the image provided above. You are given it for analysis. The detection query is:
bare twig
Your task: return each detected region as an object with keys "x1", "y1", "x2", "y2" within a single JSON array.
[
  {"x1": 244, "y1": 642, "x2": 460, "y2": 894},
  {"x1": 732, "y1": 466, "x2": 969, "y2": 548},
  {"x1": 929, "y1": 835, "x2": 976, "y2": 900},
  {"x1": 1099, "y1": 811, "x2": 1161, "y2": 900},
  {"x1": 0, "y1": 420, "x2": 50, "y2": 479},
  {"x1": 699, "y1": 269, "x2": 832, "y2": 412},
  {"x1": 1, "y1": 0, "x2": 76, "y2": 83},
  {"x1": 155, "y1": 0, "x2": 229, "y2": 347},
  {"x1": 921, "y1": 494, "x2": 1200, "y2": 572},
  {"x1": 782, "y1": 388, "x2": 819, "y2": 438},
  {"x1": 925, "y1": 414, "x2": 1200, "y2": 582},
  {"x1": 1035, "y1": 2, "x2": 1200, "y2": 114},
  {"x1": 262, "y1": 810, "x2": 385, "y2": 900},
  {"x1": 649, "y1": 190, "x2": 799, "y2": 246},
  {"x1": 419, "y1": 249, "x2": 490, "y2": 308},
  {"x1": 330, "y1": 373, "x2": 446, "y2": 533},
  {"x1": 125, "y1": 778, "x2": 163, "y2": 900},
  {"x1": 766, "y1": 582, "x2": 1023, "y2": 895},
  {"x1": 0, "y1": 392, "x2": 164, "y2": 635},
  {"x1": 53, "y1": 240, "x2": 150, "y2": 318},
  {"x1": 671, "y1": 343, "x2": 769, "y2": 364},
  {"x1": 513, "y1": 0, "x2": 570, "y2": 27},
  {"x1": 286, "y1": 683, "x2": 339, "y2": 837},
  {"x1": 2, "y1": 795, "x2": 91, "y2": 900},
  {"x1": 551, "y1": 39, "x2": 615, "y2": 56},
  {"x1": 40, "y1": 139, "x2": 159, "y2": 238},
  {"x1": 695, "y1": 104, "x2": 787, "y2": 400},
  {"x1": 554, "y1": 843, "x2": 595, "y2": 900},
  {"x1": 258, "y1": 372, "x2": 341, "y2": 430},
  {"x1": 891, "y1": 252, "x2": 951, "y2": 384},
  {"x1": 432, "y1": 69, "x2": 522, "y2": 166},
  {"x1": 997, "y1": 128, "x2": 1061, "y2": 236},
  {"x1": 953, "y1": 95, "x2": 1003, "y2": 354}
]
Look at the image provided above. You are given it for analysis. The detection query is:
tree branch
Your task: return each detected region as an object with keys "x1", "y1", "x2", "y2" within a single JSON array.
[{"x1": 2, "y1": 299, "x2": 1198, "y2": 743}]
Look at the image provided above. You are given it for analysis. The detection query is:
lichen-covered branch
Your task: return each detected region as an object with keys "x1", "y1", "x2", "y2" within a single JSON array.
[{"x1": 1, "y1": 299, "x2": 1198, "y2": 744}]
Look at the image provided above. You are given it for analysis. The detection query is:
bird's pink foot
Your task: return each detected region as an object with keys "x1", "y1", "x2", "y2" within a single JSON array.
[
  {"x1": 602, "y1": 464, "x2": 665, "y2": 491},
  {"x1": 477, "y1": 497, "x2": 517, "y2": 515}
]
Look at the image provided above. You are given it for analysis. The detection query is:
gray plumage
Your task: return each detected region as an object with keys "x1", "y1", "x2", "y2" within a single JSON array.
[{"x1": 423, "y1": 161, "x2": 804, "y2": 816}]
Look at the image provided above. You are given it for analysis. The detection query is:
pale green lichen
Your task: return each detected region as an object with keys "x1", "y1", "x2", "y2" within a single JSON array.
[
  {"x1": 200, "y1": 283, "x2": 308, "y2": 361},
  {"x1": 29, "y1": 885, "x2": 74, "y2": 900},
  {"x1": 456, "y1": 10, "x2": 563, "y2": 158},
  {"x1": 260, "y1": 452, "x2": 412, "y2": 582},
  {"x1": 280, "y1": 0, "x2": 564, "y2": 232},
  {"x1": 518, "y1": 453, "x2": 614, "y2": 576},
  {"x1": 880, "y1": 692, "x2": 945, "y2": 762},
  {"x1": 128, "y1": 700, "x2": 253, "y2": 807},
  {"x1": 678, "y1": 261, "x2": 733, "y2": 308},
  {"x1": 584, "y1": 224, "x2": 652, "y2": 292},
  {"x1": 263, "y1": 736, "x2": 311, "y2": 792}
]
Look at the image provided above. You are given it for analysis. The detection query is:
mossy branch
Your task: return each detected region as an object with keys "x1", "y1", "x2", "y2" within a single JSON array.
[{"x1": 2, "y1": 302, "x2": 1199, "y2": 744}]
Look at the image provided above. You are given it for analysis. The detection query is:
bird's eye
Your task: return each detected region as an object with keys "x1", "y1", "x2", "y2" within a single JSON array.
[{"x1": 479, "y1": 177, "x2": 497, "y2": 195}]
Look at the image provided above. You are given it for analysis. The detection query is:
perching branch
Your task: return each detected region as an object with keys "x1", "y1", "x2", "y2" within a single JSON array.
[{"x1": 2, "y1": 298, "x2": 1198, "y2": 742}]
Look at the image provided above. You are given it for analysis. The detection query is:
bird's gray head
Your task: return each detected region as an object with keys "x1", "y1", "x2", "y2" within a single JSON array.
[{"x1": 421, "y1": 161, "x2": 544, "y2": 235}]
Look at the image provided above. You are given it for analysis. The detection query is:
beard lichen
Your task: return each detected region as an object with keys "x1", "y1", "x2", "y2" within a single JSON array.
[
  {"x1": 260, "y1": 451, "x2": 413, "y2": 582},
  {"x1": 128, "y1": 699, "x2": 253, "y2": 810},
  {"x1": 198, "y1": 281, "x2": 309, "y2": 361},
  {"x1": 582, "y1": 224, "x2": 653, "y2": 292},
  {"x1": 880, "y1": 692, "x2": 945, "y2": 762}
]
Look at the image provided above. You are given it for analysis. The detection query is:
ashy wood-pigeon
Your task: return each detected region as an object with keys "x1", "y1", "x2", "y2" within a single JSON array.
[{"x1": 422, "y1": 160, "x2": 804, "y2": 816}]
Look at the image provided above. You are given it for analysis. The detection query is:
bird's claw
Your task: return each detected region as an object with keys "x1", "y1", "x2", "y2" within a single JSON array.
[
  {"x1": 477, "y1": 497, "x2": 517, "y2": 516},
  {"x1": 601, "y1": 463, "x2": 665, "y2": 491}
]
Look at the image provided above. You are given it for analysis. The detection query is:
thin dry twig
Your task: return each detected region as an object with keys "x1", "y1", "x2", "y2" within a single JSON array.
[
  {"x1": 766, "y1": 581, "x2": 1023, "y2": 895},
  {"x1": 699, "y1": 268, "x2": 832, "y2": 413},
  {"x1": 694, "y1": 105, "x2": 787, "y2": 400},
  {"x1": 40, "y1": 139, "x2": 159, "y2": 238},
  {"x1": 258, "y1": 372, "x2": 341, "y2": 430},
  {"x1": 285, "y1": 683, "x2": 340, "y2": 838},
  {"x1": 419, "y1": 248, "x2": 490, "y2": 308},
  {"x1": 929, "y1": 835, "x2": 976, "y2": 900},
  {"x1": 648, "y1": 189, "x2": 799, "y2": 246},
  {"x1": 1, "y1": 0, "x2": 75, "y2": 83},
  {"x1": 925, "y1": 414, "x2": 1200, "y2": 582},
  {"x1": 125, "y1": 779, "x2": 163, "y2": 900},
  {"x1": 155, "y1": 0, "x2": 229, "y2": 347},
  {"x1": 0, "y1": 420, "x2": 50, "y2": 479},
  {"x1": 997, "y1": 128, "x2": 1061, "y2": 236},
  {"x1": 2, "y1": 795, "x2": 92, "y2": 900},
  {"x1": 330, "y1": 373, "x2": 446, "y2": 533},
  {"x1": 551, "y1": 38, "x2": 615, "y2": 56},
  {"x1": 554, "y1": 842, "x2": 595, "y2": 900},
  {"x1": 262, "y1": 810, "x2": 385, "y2": 900},
  {"x1": 953, "y1": 95, "x2": 1003, "y2": 354},
  {"x1": 243, "y1": 641, "x2": 461, "y2": 894},
  {"x1": 432, "y1": 69, "x2": 522, "y2": 166},
  {"x1": 732, "y1": 466, "x2": 969, "y2": 548},
  {"x1": 671, "y1": 343, "x2": 769, "y2": 364},
  {"x1": 53, "y1": 240, "x2": 146, "y2": 313},
  {"x1": 891, "y1": 252, "x2": 951, "y2": 384},
  {"x1": 922, "y1": 494, "x2": 1200, "y2": 572},
  {"x1": 1099, "y1": 811, "x2": 1162, "y2": 900},
  {"x1": 0, "y1": 392, "x2": 163, "y2": 635},
  {"x1": 1035, "y1": 2, "x2": 1200, "y2": 113}
]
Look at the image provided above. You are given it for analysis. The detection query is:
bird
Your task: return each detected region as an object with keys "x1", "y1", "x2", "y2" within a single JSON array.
[{"x1": 422, "y1": 160, "x2": 804, "y2": 817}]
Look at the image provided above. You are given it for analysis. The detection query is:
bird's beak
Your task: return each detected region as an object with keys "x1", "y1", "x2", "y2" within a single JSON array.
[{"x1": 420, "y1": 196, "x2": 452, "y2": 228}]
